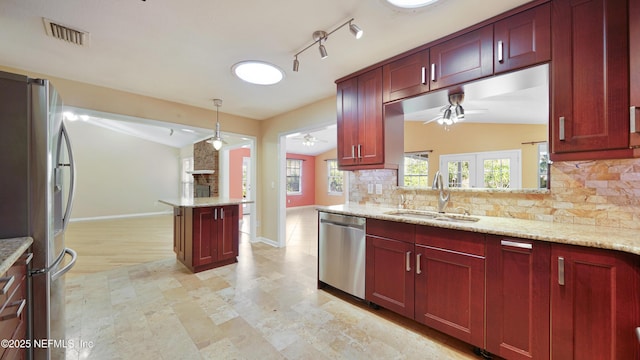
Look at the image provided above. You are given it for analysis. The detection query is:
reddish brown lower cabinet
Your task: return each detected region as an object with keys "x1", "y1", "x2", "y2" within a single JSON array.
[
  {"x1": 0, "y1": 251, "x2": 30, "y2": 360},
  {"x1": 174, "y1": 205, "x2": 239, "y2": 273},
  {"x1": 486, "y1": 236, "x2": 550, "y2": 360},
  {"x1": 550, "y1": 244, "x2": 640, "y2": 360},
  {"x1": 365, "y1": 219, "x2": 415, "y2": 318},
  {"x1": 414, "y1": 226, "x2": 485, "y2": 348}
]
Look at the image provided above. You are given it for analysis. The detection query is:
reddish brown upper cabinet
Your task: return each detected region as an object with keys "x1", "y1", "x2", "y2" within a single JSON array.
[
  {"x1": 414, "y1": 226, "x2": 485, "y2": 348},
  {"x1": 337, "y1": 67, "x2": 403, "y2": 171},
  {"x1": 486, "y1": 236, "x2": 550, "y2": 360},
  {"x1": 178, "y1": 205, "x2": 239, "y2": 273},
  {"x1": 382, "y1": 49, "x2": 430, "y2": 103},
  {"x1": 550, "y1": 244, "x2": 640, "y2": 360},
  {"x1": 551, "y1": 0, "x2": 631, "y2": 160},
  {"x1": 429, "y1": 25, "x2": 494, "y2": 91},
  {"x1": 630, "y1": 0, "x2": 640, "y2": 148},
  {"x1": 494, "y1": 3, "x2": 550, "y2": 74},
  {"x1": 365, "y1": 219, "x2": 415, "y2": 318},
  {"x1": 337, "y1": 68, "x2": 383, "y2": 168}
]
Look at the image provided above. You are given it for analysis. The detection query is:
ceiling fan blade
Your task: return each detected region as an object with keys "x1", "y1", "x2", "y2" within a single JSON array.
[
  {"x1": 465, "y1": 109, "x2": 488, "y2": 114},
  {"x1": 423, "y1": 114, "x2": 443, "y2": 124}
]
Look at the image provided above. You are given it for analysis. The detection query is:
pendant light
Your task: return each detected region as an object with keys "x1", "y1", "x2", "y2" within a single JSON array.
[{"x1": 209, "y1": 99, "x2": 223, "y2": 151}]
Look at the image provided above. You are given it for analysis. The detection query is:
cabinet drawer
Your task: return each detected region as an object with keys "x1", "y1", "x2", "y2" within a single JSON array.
[
  {"x1": 415, "y1": 226, "x2": 485, "y2": 256},
  {"x1": 366, "y1": 219, "x2": 415, "y2": 243}
]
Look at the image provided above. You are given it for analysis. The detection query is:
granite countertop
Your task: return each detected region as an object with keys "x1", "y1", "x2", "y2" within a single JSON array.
[
  {"x1": 0, "y1": 237, "x2": 33, "y2": 274},
  {"x1": 159, "y1": 197, "x2": 254, "y2": 208},
  {"x1": 318, "y1": 204, "x2": 640, "y2": 256}
]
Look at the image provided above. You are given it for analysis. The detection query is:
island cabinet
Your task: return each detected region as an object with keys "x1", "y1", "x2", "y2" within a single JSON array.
[
  {"x1": 551, "y1": 0, "x2": 631, "y2": 160},
  {"x1": 365, "y1": 219, "x2": 415, "y2": 318},
  {"x1": 485, "y1": 236, "x2": 550, "y2": 360},
  {"x1": 173, "y1": 205, "x2": 239, "y2": 273},
  {"x1": 414, "y1": 226, "x2": 485, "y2": 348},
  {"x1": 494, "y1": 2, "x2": 550, "y2": 74},
  {"x1": 337, "y1": 68, "x2": 403, "y2": 171},
  {"x1": 429, "y1": 25, "x2": 494, "y2": 91},
  {"x1": 550, "y1": 244, "x2": 640, "y2": 360}
]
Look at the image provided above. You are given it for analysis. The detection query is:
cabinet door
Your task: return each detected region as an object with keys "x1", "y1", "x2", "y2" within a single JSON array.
[
  {"x1": 494, "y1": 3, "x2": 550, "y2": 74},
  {"x1": 414, "y1": 244, "x2": 485, "y2": 348},
  {"x1": 486, "y1": 237, "x2": 550, "y2": 360},
  {"x1": 551, "y1": 0, "x2": 629, "y2": 156},
  {"x1": 365, "y1": 236, "x2": 414, "y2": 318},
  {"x1": 430, "y1": 25, "x2": 493, "y2": 91},
  {"x1": 383, "y1": 49, "x2": 430, "y2": 103},
  {"x1": 217, "y1": 205, "x2": 238, "y2": 262},
  {"x1": 630, "y1": 0, "x2": 640, "y2": 147},
  {"x1": 192, "y1": 207, "x2": 217, "y2": 266},
  {"x1": 336, "y1": 77, "x2": 359, "y2": 167},
  {"x1": 551, "y1": 245, "x2": 640, "y2": 360},
  {"x1": 356, "y1": 67, "x2": 384, "y2": 166}
]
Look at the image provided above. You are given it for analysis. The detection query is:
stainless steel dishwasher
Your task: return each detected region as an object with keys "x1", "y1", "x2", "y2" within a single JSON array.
[{"x1": 318, "y1": 212, "x2": 366, "y2": 299}]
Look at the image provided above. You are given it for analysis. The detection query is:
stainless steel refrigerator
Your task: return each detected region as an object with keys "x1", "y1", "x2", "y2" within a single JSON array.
[{"x1": 0, "y1": 70, "x2": 77, "y2": 360}]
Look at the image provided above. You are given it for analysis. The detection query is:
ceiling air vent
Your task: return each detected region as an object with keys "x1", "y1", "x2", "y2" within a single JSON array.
[{"x1": 43, "y1": 18, "x2": 90, "y2": 46}]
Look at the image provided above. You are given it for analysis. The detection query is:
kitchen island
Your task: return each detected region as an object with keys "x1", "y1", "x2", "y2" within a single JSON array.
[{"x1": 159, "y1": 197, "x2": 253, "y2": 273}]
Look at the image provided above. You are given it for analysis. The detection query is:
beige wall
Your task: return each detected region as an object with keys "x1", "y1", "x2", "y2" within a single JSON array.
[
  {"x1": 405, "y1": 121, "x2": 547, "y2": 188},
  {"x1": 65, "y1": 120, "x2": 180, "y2": 219},
  {"x1": 315, "y1": 148, "x2": 346, "y2": 206},
  {"x1": 259, "y1": 96, "x2": 336, "y2": 242}
]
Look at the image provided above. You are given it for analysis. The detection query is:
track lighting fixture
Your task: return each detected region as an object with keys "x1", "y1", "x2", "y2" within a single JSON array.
[{"x1": 292, "y1": 18, "x2": 363, "y2": 72}]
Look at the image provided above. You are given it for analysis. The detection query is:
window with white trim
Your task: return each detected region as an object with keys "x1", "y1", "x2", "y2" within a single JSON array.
[
  {"x1": 286, "y1": 159, "x2": 302, "y2": 194},
  {"x1": 403, "y1": 152, "x2": 430, "y2": 187},
  {"x1": 327, "y1": 159, "x2": 343, "y2": 194},
  {"x1": 440, "y1": 150, "x2": 521, "y2": 189},
  {"x1": 181, "y1": 157, "x2": 194, "y2": 197}
]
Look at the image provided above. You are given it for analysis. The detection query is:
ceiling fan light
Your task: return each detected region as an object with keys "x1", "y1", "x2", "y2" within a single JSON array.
[
  {"x1": 212, "y1": 138, "x2": 223, "y2": 150},
  {"x1": 455, "y1": 104, "x2": 464, "y2": 119}
]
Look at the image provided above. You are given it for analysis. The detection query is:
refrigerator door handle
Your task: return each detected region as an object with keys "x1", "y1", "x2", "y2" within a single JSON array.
[
  {"x1": 59, "y1": 123, "x2": 76, "y2": 232},
  {"x1": 51, "y1": 248, "x2": 77, "y2": 281}
]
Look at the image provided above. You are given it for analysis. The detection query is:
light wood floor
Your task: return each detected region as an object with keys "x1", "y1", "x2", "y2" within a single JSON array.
[{"x1": 65, "y1": 215, "x2": 175, "y2": 277}]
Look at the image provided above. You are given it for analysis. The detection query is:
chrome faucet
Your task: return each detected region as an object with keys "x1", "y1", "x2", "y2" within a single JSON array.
[{"x1": 432, "y1": 170, "x2": 450, "y2": 213}]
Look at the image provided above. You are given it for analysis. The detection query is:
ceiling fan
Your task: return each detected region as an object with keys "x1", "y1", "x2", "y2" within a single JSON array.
[
  {"x1": 290, "y1": 133, "x2": 328, "y2": 147},
  {"x1": 424, "y1": 92, "x2": 487, "y2": 125}
]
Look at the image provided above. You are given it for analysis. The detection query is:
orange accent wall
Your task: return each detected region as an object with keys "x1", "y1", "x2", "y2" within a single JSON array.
[
  {"x1": 229, "y1": 147, "x2": 250, "y2": 199},
  {"x1": 286, "y1": 153, "x2": 315, "y2": 208},
  {"x1": 315, "y1": 148, "x2": 346, "y2": 206}
]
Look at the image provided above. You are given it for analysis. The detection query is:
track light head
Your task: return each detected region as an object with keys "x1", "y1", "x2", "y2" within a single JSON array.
[
  {"x1": 349, "y1": 21, "x2": 363, "y2": 39},
  {"x1": 319, "y1": 44, "x2": 328, "y2": 59},
  {"x1": 293, "y1": 57, "x2": 299, "y2": 72}
]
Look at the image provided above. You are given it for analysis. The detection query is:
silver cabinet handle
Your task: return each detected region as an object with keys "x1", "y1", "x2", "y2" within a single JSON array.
[
  {"x1": 421, "y1": 66, "x2": 426, "y2": 85},
  {"x1": 214, "y1": 208, "x2": 218, "y2": 220},
  {"x1": 406, "y1": 251, "x2": 411, "y2": 272},
  {"x1": 357, "y1": 144, "x2": 362, "y2": 159},
  {"x1": 501, "y1": 240, "x2": 533, "y2": 250},
  {"x1": 220, "y1": 208, "x2": 224, "y2": 220},
  {"x1": 559, "y1": 117, "x2": 566, "y2": 141},
  {"x1": 351, "y1": 145, "x2": 355, "y2": 159},
  {"x1": 0, "y1": 299, "x2": 26, "y2": 321},
  {"x1": 558, "y1": 256, "x2": 565, "y2": 286},
  {"x1": 416, "y1": 253, "x2": 422, "y2": 275},
  {"x1": 0, "y1": 276, "x2": 14, "y2": 295},
  {"x1": 631, "y1": 106, "x2": 639, "y2": 133},
  {"x1": 431, "y1": 63, "x2": 436, "y2": 82},
  {"x1": 497, "y1": 40, "x2": 504, "y2": 63}
]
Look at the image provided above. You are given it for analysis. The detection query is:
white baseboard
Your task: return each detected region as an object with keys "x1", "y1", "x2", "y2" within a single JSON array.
[
  {"x1": 255, "y1": 237, "x2": 280, "y2": 248},
  {"x1": 70, "y1": 211, "x2": 172, "y2": 223}
]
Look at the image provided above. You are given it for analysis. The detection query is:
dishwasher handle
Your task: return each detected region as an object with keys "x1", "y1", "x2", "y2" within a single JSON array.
[{"x1": 320, "y1": 218, "x2": 365, "y2": 231}]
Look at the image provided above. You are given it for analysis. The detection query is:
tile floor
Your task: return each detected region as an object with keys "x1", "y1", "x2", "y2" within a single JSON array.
[{"x1": 64, "y1": 207, "x2": 480, "y2": 359}]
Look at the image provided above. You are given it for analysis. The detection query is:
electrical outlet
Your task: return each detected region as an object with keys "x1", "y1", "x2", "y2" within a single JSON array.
[
  {"x1": 375, "y1": 183, "x2": 382, "y2": 195},
  {"x1": 367, "y1": 183, "x2": 374, "y2": 194}
]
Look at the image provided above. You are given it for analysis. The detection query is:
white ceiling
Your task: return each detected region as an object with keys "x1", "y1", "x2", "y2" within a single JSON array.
[{"x1": 0, "y1": 0, "x2": 533, "y2": 121}]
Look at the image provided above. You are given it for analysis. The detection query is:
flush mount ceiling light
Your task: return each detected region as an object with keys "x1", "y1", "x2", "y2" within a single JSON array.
[
  {"x1": 292, "y1": 18, "x2": 363, "y2": 72},
  {"x1": 206, "y1": 99, "x2": 225, "y2": 150},
  {"x1": 232, "y1": 61, "x2": 284, "y2": 85},
  {"x1": 386, "y1": 0, "x2": 440, "y2": 9}
]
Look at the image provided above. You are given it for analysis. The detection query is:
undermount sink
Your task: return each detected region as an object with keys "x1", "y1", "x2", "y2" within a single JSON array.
[{"x1": 384, "y1": 209, "x2": 480, "y2": 223}]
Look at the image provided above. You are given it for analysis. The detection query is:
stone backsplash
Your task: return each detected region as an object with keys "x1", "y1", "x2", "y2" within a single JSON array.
[
  {"x1": 193, "y1": 140, "x2": 219, "y2": 197},
  {"x1": 349, "y1": 158, "x2": 640, "y2": 230}
]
